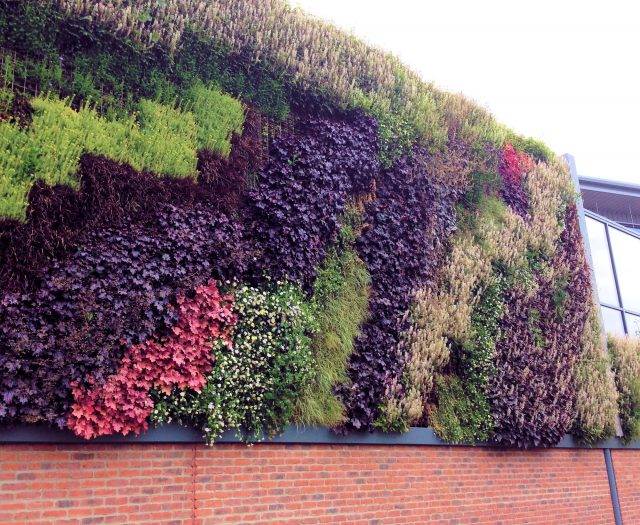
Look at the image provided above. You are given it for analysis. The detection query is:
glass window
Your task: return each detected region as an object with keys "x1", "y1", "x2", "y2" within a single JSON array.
[
  {"x1": 626, "y1": 313, "x2": 640, "y2": 337},
  {"x1": 608, "y1": 227, "x2": 640, "y2": 313},
  {"x1": 601, "y1": 307, "x2": 626, "y2": 336},
  {"x1": 585, "y1": 217, "x2": 619, "y2": 306}
]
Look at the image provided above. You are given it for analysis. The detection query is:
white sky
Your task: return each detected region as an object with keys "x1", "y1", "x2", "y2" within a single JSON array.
[{"x1": 292, "y1": 0, "x2": 640, "y2": 185}]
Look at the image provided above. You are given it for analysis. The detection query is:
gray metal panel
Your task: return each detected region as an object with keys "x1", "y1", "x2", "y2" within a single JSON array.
[
  {"x1": 604, "y1": 449, "x2": 624, "y2": 525},
  {"x1": 2, "y1": 424, "x2": 640, "y2": 449}
]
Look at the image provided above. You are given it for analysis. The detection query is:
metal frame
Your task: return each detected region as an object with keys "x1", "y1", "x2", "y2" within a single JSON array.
[
  {"x1": 2, "y1": 423, "x2": 640, "y2": 449},
  {"x1": 585, "y1": 209, "x2": 640, "y2": 335},
  {"x1": 604, "y1": 449, "x2": 624, "y2": 525}
]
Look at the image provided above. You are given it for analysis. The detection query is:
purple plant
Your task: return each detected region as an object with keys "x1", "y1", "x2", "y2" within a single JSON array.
[
  {"x1": 339, "y1": 148, "x2": 460, "y2": 431},
  {"x1": 489, "y1": 205, "x2": 592, "y2": 447},
  {"x1": 0, "y1": 108, "x2": 263, "y2": 293},
  {"x1": 245, "y1": 111, "x2": 380, "y2": 289},
  {"x1": 0, "y1": 204, "x2": 245, "y2": 427}
]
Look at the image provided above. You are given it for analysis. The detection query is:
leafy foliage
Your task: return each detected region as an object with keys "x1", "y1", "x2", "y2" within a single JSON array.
[
  {"x1": 68, "y1": 281, "x2": 236, "y2": 439},
  {"x1": 151, "y1": 282, "x2": 315, "y2": 443},
  {"x1": 429, "y1": 374, "x2": 479, "y2": 444},
  {"x1": 0, "y1": 108, "x2": 262, "y2": 292},
  {"x1": 0, "y1": 92, "x2": 244, "y2": 220},
  {"x1": 0, "y1": 2, "x2": 290, "y2": 120},
  {"x1": 295, "y1": 210, "x2": 371, "y2": 427},
  {"x1": 0, "y1": 0, "x2": 612, "y2": 450},
  {"x1": 53, "y1": 0, "x2": 555, "y2": 158},
  {"x1": 489, "y1": 206, "x2": 593, "y2": 448},
  {"x1": 609, "y1": 336, "x2": 640, "y2": 443},
  {"x1": 246, "y1": 111, "x2": 379, "y2": 290},
  {"x1": 185, "y1": 82, "x2": 244, "y2": 157},
  {"x1": 340, "y1": 149, "x2": 461, "y2": 431},
  {"x1": 573, "y1": 303, "x2": 618, "y2": 444},
  {"x1": 0, "y1": 204, "x2": 244, "y2": 427},
  {"x1": 430, "y1": 273, "x2": 506, "y2": 442}
]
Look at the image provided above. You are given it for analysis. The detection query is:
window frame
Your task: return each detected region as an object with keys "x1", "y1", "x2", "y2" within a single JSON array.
[{"x1": 585, "y1": 210, "x2": 640, "y2": 335}]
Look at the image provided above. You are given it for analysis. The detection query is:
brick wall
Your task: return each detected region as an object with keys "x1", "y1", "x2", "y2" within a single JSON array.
[
  {"x1": 0, "y1": 443, "x2": 621, "y2": 524},
  {"x1": 613, "y1": 450, "x2": 640, "y2": 522}
]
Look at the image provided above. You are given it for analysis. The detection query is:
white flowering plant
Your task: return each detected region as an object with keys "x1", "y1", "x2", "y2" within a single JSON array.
[{"x1": 151, "y1": 281, "x2": 316, "y2": 443}]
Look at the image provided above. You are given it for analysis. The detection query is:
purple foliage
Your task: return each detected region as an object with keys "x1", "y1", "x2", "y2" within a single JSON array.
[
  {"x1": 489, "y1": 205, "x2": 592, "y2": 447},
  {"x1": 0, "y1": 108, "x2": 263, "y2": 293},
  {"x1": 245, "y1": 111, "x2": 380, "y2": 289},
  {"x1": 339, "y1": 149, "x2": 460, "y2": 430},
  {"x1": 0, "y1": 204, "x2": 245, "y2": 427}
]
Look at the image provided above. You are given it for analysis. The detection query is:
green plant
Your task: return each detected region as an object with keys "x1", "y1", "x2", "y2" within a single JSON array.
[
  {"x1": 185, "y1": 82, "x2": 244, "y2": 157},
  {"x1": 0, "y1": 120, "x2": 32, "y2": 219},
  {"x1": 429, "y1": 374, "x2": 479, "y2": 444},
  {"x1": 430, "y1": 273, "x2": 505, "y2": 442},
  {"x1": 0, "y1": 92, "x2": 246, "y2": 219},
  {"x1": 151, "y1": 282, "x2": 317, "y2": 443},
  {"x1": 609, "y1": 335, "x2": 640, "y2": 443},
  {"x1": 0, "y1": 86, "x2": 13, "y2": 112},
  {"x1": 295, "y1": 211, "x2": 370, "y2": 427},
  {"x1": 136, "y1": 98, "x2": 198, "y2": 176}
]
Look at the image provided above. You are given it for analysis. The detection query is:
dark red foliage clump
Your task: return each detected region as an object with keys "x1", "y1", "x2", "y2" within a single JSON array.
[
  {"x1": 197, "y1": 106, "x2": 265, "y2": 211},
  {"x1": 489, "y1": 205, "x2": 592, "y2": 448},
  {"x1": 339, "y1": 149, "x2": 461, "y2": 431},
  {"x1": 499, "y1": 144, "x2": 533, "y2": 218}
]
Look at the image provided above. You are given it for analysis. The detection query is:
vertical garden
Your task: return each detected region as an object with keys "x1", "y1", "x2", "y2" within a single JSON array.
[{"x1": 0, "y1": 0, "x2": 633, "y2": 448}]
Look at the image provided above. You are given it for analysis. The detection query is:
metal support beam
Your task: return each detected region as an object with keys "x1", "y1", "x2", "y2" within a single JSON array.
[{"x1": 604, "y1": 448, "x2": 623, "y2": 525}]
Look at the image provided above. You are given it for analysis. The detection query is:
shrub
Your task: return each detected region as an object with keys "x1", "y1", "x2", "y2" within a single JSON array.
[
  {"x1": 0, "y1": 203, "x2": 244, "y2": 427},
  {"x1": 246, "y1": 111, "x2": 379, "y2": 290},
  {"x1": 0, "y1": 95, "x2": 204, "y2": 220},
  {"x1": 429, "y1": 374, "x2": 479, "y2": 444},
  {"x1": 390, "y1": 192, "x2": 519, "y2": 429},
  {"x1": 135, "y1": 98, "x2": 198, "y2": 176},
  {"x1": 0, "y1": 107, "x2": 262, "y2": 292},
  {"x1": 0, "y1": 121, "x2": 31, "y2": 219},
  {"x1": 67, "y1": 281, "x2": 236, "y2": 439},
  {"x1": 438, "y1": 272, "x2": 505, "y2": 442},
  {"x1": 340, "y1": 148, "x2": 460, "y2": 431},
  {"x1": 489, "y1": 206, "x2": 593, "y2": 448},
  {"x1": 573, "y1": 303, "x2": 618, "y2": 444},
  {"x1": 609, "y1": 335, "x2": 640, "y2": 443},
  {"x1": 185, "y1": 82, "x2": 244, "y2": 157},
  {"x1": 295, "y1": 210, "x2": 371, "y2": 427},
  {"x1": 151, "y1": 282, "x2": 316, "y2": 443}
]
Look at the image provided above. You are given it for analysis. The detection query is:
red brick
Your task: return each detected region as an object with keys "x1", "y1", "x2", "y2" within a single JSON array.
[{"x1": 0, "y1": 443, "x2": 621, "y2": 524}]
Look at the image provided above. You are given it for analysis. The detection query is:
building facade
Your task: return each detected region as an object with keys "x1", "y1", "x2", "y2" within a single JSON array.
[{"x1": 580, "y1": 176, "x2": 640, "y2": 336}]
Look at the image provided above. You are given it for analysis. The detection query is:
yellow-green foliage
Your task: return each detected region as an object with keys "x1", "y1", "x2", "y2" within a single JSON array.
[
  {"x1": 295, "y1": 214, "x2": 370, "y2": 427},
  {"x1": 573, "y1": 304, "x2": 619, "y2": 443},
  {"x1": 185, "y1": 83, "x2": 244, "y2": 157},
  {"x1": 56, "y1": 0, "x2": 552, "y2": 159},
  {"x1": 0, "y1": 121, "x2": 31, "y2": 220},
  {"x1": 136, "y1": 98, "x2": 198, "y2": 176},
  {"x1": 0, "y1": 90, "x2": 244, "y2": 220},
  {"x1": 609, "y1": 335, "x2": 640, "y2": 443}
]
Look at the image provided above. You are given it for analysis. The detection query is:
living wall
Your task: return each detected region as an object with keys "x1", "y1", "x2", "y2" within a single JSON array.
[{"x1": 0, "y1": 0, "x2": 625, "y2": 447}]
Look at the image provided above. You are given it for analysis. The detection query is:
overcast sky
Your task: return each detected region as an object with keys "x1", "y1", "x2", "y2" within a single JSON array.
[{"x1": 292, "y1": 0, "x2": 640, "y2": 185}]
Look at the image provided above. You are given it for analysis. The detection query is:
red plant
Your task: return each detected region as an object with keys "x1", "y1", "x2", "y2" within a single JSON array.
[
  {"x1": 67, "y1": 281, "x2": 236, "y2": 439},
  {"x1": 499, "y1": 144, "x2": 534, "y2": 216}
]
